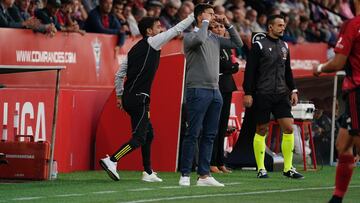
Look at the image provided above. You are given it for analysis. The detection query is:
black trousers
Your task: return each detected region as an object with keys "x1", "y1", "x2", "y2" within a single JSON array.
[
  {"x1": 211, "y1": 92, "x2": 232, "y2": 166},
  {"x1": 111, "y1": 93, "x2": 154, "y2": 171}
]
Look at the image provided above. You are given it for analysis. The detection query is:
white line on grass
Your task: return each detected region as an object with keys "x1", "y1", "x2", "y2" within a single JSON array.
[
  {"x1": 12, "y1": 197, "x2": 43, "y2": 201},
  {"x1": 159, "y1": 186, "x2": 183, "y2": 189},
  {"x1": 119, "y1": 185, "x2": 360, "y2": 203},
  {"x1": 93, "y1": 191, "x2": 118, "y2": 194},
  {"x1": 54, "y1": 193, "x2": 84, "y2": 197},
  {"x1": 127, "y1": 182, "x2": 242, "y2": 192},
  {"x1": 127, "y1": 188, "x2": 154, "y2": 192}
]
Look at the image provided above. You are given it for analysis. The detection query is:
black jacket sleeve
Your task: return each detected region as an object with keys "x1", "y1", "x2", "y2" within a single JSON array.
[
  {"x1": 284, "y1": 51, "x2": 296, "y2": 91},
  {"x1": 220, "y1": 49, "x2": 239, "y2": 74},
  {"x1": 243, "y1": 43, "x2": 261, "y2": 95}
]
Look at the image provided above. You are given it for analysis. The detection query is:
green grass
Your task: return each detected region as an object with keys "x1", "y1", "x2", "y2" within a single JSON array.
[{"x1": 0, "y1": 166, "x2": 359, "y2": 203}]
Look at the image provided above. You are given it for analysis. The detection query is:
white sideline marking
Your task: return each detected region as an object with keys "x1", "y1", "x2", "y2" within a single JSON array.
[
  {"x1": 119, "y1": 185, "x2": 360, "y2": 203},
  {"x1": 127, "y1": 188, "x2": 154, "y2": 192},
  {"x1": 128, "y1": 182, "x2": 242, "y2": 192},
  {"x1": 224, "y1": 182, "x2": 242, "y2": 186},
  {"x1": 12, "y1": 197, "x2": 43, "y2": 201},
  {"x1": 159, "y1": 186, "x2": 183, "y2": 189},
  {"x1": 93, "y1": 191, "x2": 117, "y2": 194},
  {"x1": 54, "y1": 193, "x2": 84, "y2": 197}
]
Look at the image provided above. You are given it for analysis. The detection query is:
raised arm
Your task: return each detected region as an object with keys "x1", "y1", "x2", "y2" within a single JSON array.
[
  {"x1": 183, "y1": 20, "x2": 210, "y2": 50},
  {"x1": 115, "y1": 56, "x2": 128, "y2": 97},
  {"x1": 218, "y1": 26, "x2": 243, "y2": 49},
  {"x1": 148, "y1": 13, "x2": 195, "y2": 51}
]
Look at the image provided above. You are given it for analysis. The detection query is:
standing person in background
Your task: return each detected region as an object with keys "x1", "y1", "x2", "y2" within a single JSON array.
[
  {"x1": 99, "y1": 13, "x2": 195, "y2": 182},
  {"x1": 179, "y1": 3, "x2": 243, "y2": 187},
  {"x1": 84, "y1": 0, "x2": 126, "y2": 53},
  {"x1": 313, "y1": 1, "x2": 360, "y2": 202},
  {"x1": 242, "y1": 14, "x2": 304, "y2": 179},
  {"x1": 209, "y1": 21, "x2": 239, "y2": 174}
]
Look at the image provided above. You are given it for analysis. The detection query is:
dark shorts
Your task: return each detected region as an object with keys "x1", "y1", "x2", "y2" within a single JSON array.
[
  {"x1": 253, "y1": 93, "x2": 293, "y2": 124},
  {"x1": 339, "y1": 88, "x2": 360, "y2": 136}
]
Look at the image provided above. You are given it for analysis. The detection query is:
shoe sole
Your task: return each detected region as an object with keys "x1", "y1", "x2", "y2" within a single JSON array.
[
  {"x1": 283, "y1": 175, "x2": 304, "y2": 179},
  {"x1": 99, "y1": 160, "x2": 120, "y2": 181}
]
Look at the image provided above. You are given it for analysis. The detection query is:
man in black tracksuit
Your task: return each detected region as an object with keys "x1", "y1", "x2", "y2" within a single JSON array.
[
  {"x1": 242, "y1": 14, "x2": 303, "y2": 179},
  {"x1": 99, "y1": 14, "x2": 194, "y2": 182}
]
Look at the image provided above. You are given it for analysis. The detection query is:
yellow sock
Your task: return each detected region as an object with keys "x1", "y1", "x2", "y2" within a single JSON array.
[
  {"x1": 281, "y1": 132, "x2": 294, "y2": 172},
  {"x1": 253, "y1": 133, "x2": 266, "y2": 171}
]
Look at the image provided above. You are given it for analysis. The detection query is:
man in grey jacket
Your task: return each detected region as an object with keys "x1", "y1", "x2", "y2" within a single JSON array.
[{"x1": 179, "y1": 3, "x2": 243, "y2": 187}]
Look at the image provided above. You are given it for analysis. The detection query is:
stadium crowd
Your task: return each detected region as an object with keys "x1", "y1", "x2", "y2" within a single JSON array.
[{"x1": 0, "y1": 0, "x2": 353, "y2": 51}]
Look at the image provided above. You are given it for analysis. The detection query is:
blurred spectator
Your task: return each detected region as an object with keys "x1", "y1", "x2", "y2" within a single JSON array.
[
  {"x1": 283, "y1": 13, "x2": 302, "y2": 43},
  {"x1": 112, "y1": 0, "x2": 130, "y2": 35},
  {"x1": 257, "y1": 13, "x2": 267, "y2": 32},
  {"x1": 8, "y1": 0, "x2": 56, "y2": 35},
  {"x1": 214, "y1": 5, "x2": 225, "y2": 15},
  {"x1": 0, "y1": 0, "x2": 40, "y2": 28},
  {"x1": 145, "y1": 0, "x2": 162, "y2": 17},
  {"x1": 56, "y1": 0, "x2": 85, "y2": 34},
  {"x1": 275, "y1": 0, "x2": 291, "y2": 13},
  {"x1": 35, "y1": 0, "x2": 62, "y2": 31},
  {"x1": 231, "y1": 6, "x2": 251, "y2": 47},
  {"x1": 225, "y1": 9, "x2": 233, "y2": 22},
  {"x1": 123, "y1": 5, "x2": 140, "y2": 36},
  {"x1": 246, "y1": 9, "x2": 263, "y2": 33},
  {"x1": 71, "y1": 0, "x2": 88, "y2": 28},
  {"x1": 10, "y1": 0, "x2": 31, "y2": 21},
  {"x1": 84, "y1": 0, "x2": 125, "y2": 46},
  {"x1": 133, "y1": 7, "x2": 146, "y2": 22},
  {"x1": 182, "y1": 0, "x2": 194, "y2": 12},
  {"x1": 177, "y1": 4, "x2": 191, "y2": 21},
  {"x1": 28, "y1": 0, "x2": 40, "y2": 17},
  {"x1": 159, "y1": 0, "x2": 180, "y2": 29},
  {"x1": 82, "y1": 0, "x2": 98, "y2": 13}
]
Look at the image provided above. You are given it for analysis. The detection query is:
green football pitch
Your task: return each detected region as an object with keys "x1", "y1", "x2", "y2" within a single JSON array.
[{"x1": 0, "y1": 166, "x2": 359, "y2": 203}]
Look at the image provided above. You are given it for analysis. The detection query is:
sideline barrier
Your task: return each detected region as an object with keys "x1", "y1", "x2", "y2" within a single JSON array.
[{"x1": 0, "y1": 28, "x2": 327, "y2": 172}]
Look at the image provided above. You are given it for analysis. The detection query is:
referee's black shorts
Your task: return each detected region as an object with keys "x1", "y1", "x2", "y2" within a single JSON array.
[
  {"x1": 339, "y1": 88, "x2": 360, "y2": 136},
  {"x1": 253, "y1": 93, "x2": 293, "y2": 125}
]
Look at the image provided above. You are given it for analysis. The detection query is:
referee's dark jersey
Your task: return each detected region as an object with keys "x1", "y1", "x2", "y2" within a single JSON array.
[{"x1": 242, "y1": 35, "x2": 296, "y2": 95}]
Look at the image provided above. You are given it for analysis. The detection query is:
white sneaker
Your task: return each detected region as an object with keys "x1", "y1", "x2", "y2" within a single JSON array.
[
  {"x1": 179, "y1": 176, "x2": 190, "y2": 186},
  {"x1": 196, "y1": 176, "x2": 224, "y2": 187},
  {"x1": 99, "y1": 155, "x2": 120, "y2": 181},
  {"x1": 142, "y1": 171, "x2": 163, "y2": 182}
]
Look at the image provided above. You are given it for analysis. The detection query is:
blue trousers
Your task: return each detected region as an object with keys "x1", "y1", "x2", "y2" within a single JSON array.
[{"x1": 180, "y1": 88, "x2": 223, "y2": 176}]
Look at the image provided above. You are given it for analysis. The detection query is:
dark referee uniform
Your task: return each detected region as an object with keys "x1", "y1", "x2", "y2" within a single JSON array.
[{"x1": 243, "y1": 34, "x2": 297, "y2": 124}]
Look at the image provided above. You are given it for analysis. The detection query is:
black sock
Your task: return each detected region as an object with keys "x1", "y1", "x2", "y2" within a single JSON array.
[{"x1": 144, "y1": 168, "x2": 152, "y2": 175}]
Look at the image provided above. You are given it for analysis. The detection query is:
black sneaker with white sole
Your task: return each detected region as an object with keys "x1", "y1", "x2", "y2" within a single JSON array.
[
  {"x1": 99, "y1": 155, "x2": 120, "y2": 181},
  {"x1": 283, "y1": 167, "x2": 304, "y2": 179}
]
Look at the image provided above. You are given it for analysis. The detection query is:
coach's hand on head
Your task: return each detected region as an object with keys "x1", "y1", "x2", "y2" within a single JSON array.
[
  {"x1": 215, "y1": 14, "x2": 231, "y2": 27},
  {"x1": 201, "y1": 11, "x2": 213, "y2": 22},
  {"x1": 243, "y1": 95, "x2": 253, "y2": 108}
]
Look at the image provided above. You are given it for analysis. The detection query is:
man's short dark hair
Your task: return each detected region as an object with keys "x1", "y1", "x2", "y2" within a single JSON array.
[
  {"x1": 138, "y1": 17, "x2": 160, "y2": 37},
  {"x1": 266, "y1": 14, "x2": 284, "y2": 26},
  {"x1": 194, "y1": 3, "x2": 213, "y2": 19}
]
